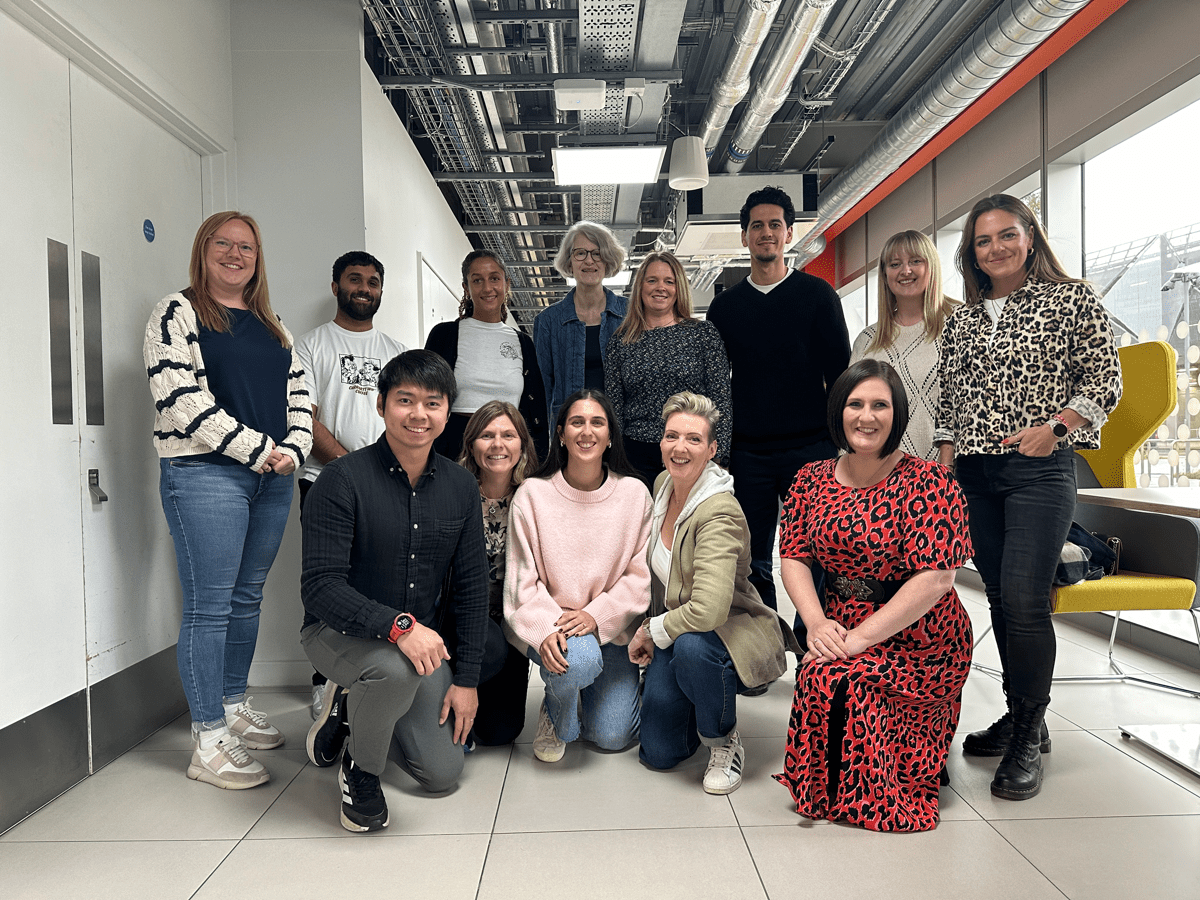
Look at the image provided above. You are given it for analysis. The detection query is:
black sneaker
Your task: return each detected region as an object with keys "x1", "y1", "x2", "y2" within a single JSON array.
[
  {"x1": 307, "y1": 683, "x2": 349, "y2": 767},
  {"x1": 338, "y1": 750, "x2": 389, "y2": 832}
]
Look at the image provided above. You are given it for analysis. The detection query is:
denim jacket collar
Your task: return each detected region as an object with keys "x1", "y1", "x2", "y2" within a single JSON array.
[{"x1": 558, "y1": 287, "x2": 625, "y2": 324}]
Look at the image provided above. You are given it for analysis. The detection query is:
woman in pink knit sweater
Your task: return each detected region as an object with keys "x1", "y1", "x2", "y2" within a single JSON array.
[{"x1": 504, "y1": 388, "x2": 652, "y2": 762}]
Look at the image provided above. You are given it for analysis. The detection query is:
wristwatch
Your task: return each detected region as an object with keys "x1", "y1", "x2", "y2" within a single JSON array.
[
  {"x1": 388, "y1": 613, "x2": 415, "y2": 643},
  {"x1": 1050, "y1": 413, "x2": 1070, "y2": 438}
]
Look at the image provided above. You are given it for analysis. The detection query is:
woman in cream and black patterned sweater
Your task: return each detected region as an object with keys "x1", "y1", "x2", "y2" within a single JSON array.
[{"x1": 144, "y1": 211, "x2": 311, "y2": 791}]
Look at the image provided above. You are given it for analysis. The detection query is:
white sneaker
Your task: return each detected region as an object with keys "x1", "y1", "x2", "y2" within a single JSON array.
[
  {"x1": 703, "y1": 729, "x2": 744, "y2": 795},
  {"x1": 224, "y1": 697, "x2": 284, "y2": 750},
  {"x1": 312, "y1": 681, "x2": 330, "y2": 721},
  {"x1": 187, "y1": 728, "x2": 270, "y2": 790},
  {"x1": 532, "y1": 702, "x2": 566, "y2": 763}
]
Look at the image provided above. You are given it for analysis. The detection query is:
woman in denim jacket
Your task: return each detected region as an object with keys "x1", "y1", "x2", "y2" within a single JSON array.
[{"x1": 532, "y1": 221, "x2": 627, "y2": 425}]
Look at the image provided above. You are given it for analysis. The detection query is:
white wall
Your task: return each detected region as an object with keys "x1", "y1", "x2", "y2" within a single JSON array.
[
  {"x1": 0, "y1": 0, "x2": 234, "y2": 153},
  {"x1": 360, "y1": 56, "x2": 473, "y2": 347},
  {"x1": 231, "y1": 1, "x2": 474, "y2": 686}
]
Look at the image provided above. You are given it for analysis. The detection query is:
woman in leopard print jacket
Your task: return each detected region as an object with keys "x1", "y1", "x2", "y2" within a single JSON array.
[{"x1": 935, "y1": 194, "x2": 1121, "y2": 803}]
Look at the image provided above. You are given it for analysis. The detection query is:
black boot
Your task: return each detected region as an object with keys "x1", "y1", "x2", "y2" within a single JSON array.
[
  {"x1": 990, "y1": 697, "x2": 1048, "y2": 800},
  {"x1": 963, "y1": 681, "x2": 1051, "y2": 757}
]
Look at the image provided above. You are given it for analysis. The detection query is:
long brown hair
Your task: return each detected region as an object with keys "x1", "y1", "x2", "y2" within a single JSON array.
[
  {"x1": 456, "y1": 400, "x2": 538, "y2": 487},
  {"x1": 459, "y1": 249, "x2": 511, "y2": 321},
  {"x1": 615, "y1": 251, "x2": 695, "y2": 344},
  {"x1": 869, "y1": 230, "x2": 958, "y2": 351},
  {"x1": 955, "y1": 194, "x2": 1081, "y2": 306},
  {"x1": 185, "y1": 211, "x2": 288, "y2": 346}
]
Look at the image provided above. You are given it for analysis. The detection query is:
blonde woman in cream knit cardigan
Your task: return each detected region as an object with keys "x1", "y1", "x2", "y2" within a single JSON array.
[{"x1": 504, "y1": 388, "x2": 651, "y2": 763}]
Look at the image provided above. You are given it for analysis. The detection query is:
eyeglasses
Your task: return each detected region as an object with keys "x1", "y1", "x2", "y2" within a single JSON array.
[
  {"x1": 571, "y1": 248, "x2": 604, "y2": 263},
  {"x1": 209, "y1": 237, "x2": 258, "y2": 256}
]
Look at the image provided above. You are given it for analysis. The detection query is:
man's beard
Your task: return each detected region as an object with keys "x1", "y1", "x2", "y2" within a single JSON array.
[{"x1": 337, "y1": 287, "x2": 381, "y2": 321}]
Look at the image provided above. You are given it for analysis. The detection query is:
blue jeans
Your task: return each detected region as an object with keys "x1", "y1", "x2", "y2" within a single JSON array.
[
  {"x1": 527, "y1": 636, "x2": 640, "y2": 749},
  {"x1": 955, "y1": 449, "x2": 1076, "y2": 705},
  {"x1": 159, "y1": 458, "x2": 294, "y2": 724},
  {"x1": 729, "y1": 439, "x2": 837, "y2": 611},
  {"x1": 639, "y1": 631, "x2": 743, "y2": 770}
]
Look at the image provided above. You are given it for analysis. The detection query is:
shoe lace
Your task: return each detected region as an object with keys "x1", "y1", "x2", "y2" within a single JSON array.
[
  {"x1": 232, "y1": 697, "x2": 270, "y2": 728},
  {"x1": 536, "y1": 709, "x2": 557, "y2": 743},
  {"x1": 708, "y1": 734, "x2": 740, "y2": 771},
  {"x1": 218, "y1": 734, "x2": 253, "y2": 765},
  {"x1": 347, "y1": 760, "x2": 384, "y2": 803}
]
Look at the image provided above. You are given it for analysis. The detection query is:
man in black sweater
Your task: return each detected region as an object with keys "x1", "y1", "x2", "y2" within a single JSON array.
[
  {"x1": 300, "y1": 350, "x2": 488, "y2": 833},
  {"x1": 707, "y1": 186, "x2": 850, "y2": 613}
]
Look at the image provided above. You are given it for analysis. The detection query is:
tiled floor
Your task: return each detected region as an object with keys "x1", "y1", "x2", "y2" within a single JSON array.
[{"x1": 4, "y1": 582, "x2": 1200, "y2": 899}]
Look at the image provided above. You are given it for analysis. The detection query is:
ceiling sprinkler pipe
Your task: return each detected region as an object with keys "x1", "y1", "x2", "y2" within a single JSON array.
[
  {"x1": 723, "y1": 0, "x2": 836, "y2": 173},
  {"x1": 695, "y1": 0, "x2": 783, "y2": 159},
  {"x1": 797, "y1": 0, "x2": 1091, "y2": 255}
]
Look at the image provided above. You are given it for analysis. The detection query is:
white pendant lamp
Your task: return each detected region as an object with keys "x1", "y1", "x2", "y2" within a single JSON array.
[{"x1": 668, "y1": 135, "x2": 709, "y2": 191}]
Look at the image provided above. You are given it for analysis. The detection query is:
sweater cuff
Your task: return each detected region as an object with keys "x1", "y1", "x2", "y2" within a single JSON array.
[{"x1": 648, "y1": 613, "x2": 673, "y2": 649}]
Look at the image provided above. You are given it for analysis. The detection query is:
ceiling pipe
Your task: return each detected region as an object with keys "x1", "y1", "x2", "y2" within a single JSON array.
[
  {"x1": 723, "y1": 0, "x2": 836, "y2": 173},
  {"x1": 794, "y1": 0, "x2": 1092, "y2": 264},
  {"x1": 695, "y1": 0, "x2": 784, "y2": 159}
]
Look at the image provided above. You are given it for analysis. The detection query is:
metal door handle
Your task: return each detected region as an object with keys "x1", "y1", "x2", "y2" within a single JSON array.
[{"x1": 88, "y1": 469, "x2": 108, "y2": 502}]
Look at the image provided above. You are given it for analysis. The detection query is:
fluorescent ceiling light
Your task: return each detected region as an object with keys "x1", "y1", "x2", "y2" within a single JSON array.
[
  {"x1": 674, "y1": 216, "x2": 815, "y2": 258},
  {"x1": 566, "y1": 271, "x2": 631, "y2": 288},
  {"x1": 552, "y1": 145, "x2": 666, "y2": 185}
]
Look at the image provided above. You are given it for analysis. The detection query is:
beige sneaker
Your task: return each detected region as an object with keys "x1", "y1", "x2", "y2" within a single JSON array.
[
  {"x1": 702, "y1": 729, "x2": 744, "y2": 795},
  {"x1": 532, "y1": 702, "x2": 566, "y2": 763},
  {"x1": 187, "y1": 729, "x2": 270, "y2": 790},
  {"x1": 224, "y1": 697, "x2": 284, "y2": 750}
]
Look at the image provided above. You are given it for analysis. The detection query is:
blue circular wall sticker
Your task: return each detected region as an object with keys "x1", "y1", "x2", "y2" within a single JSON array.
[{"x1": 143, "y1": 219, "x2": 155, "y2": 242}]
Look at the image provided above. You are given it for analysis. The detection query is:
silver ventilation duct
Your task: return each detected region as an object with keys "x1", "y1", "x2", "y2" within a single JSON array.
[
  {"x1": 696, "y1": 0, "x2": 784, "y2": 158},
  {"x1": 723, "y1": 0, "x2": 836, "y2": 173},
  {"x1": 796, "y1": 0, "x2": 1091, "y2": 262}
]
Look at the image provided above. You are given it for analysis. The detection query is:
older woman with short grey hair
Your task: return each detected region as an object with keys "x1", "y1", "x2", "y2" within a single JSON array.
[{"x1": 533, "y1": 221, "x2": 628, "y2": 425}]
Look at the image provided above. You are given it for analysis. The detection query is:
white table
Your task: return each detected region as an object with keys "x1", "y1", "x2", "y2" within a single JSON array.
[{"x1": 1077, "y1": 487, "x2": 1200, "y2": 777}]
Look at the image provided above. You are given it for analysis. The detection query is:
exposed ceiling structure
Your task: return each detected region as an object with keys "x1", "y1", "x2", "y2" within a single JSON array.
[{"x1": 362, "y1": 0, "x2": 1092, "y2": 326}]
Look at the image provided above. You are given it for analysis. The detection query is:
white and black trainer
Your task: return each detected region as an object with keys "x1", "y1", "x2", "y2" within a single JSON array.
[
  {"x1": 702, "y1": 729, "x2": 745, "y2": 795},
  {"x1": 338, "y1": 750, "x2": 389, "y2": 833}
]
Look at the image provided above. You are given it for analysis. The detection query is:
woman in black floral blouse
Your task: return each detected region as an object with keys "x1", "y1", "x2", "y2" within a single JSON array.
[
  {"x1": 605, "y1": 251, "x2": 733, "y2": 486},
  {"x1": 445, "y1": 400, "x2": 539, "y2": 746},
  {"x1": 935, "y1": 194, "x2": 1121, "y2": 802}
]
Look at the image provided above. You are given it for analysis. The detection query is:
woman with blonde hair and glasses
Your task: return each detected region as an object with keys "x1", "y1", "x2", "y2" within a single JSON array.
[
  {"x1": 533, "y1": 221, "x2": 627, "y2": 426},
  {"x1": 605, "y1": 251, "x2": 733, "y2": 486},
  {"x1": 145, "y1": 211, "x2": 312, "y2": 789},
  {"x1": 850, "y1": 230, "x2": 957, "y2": 460}
]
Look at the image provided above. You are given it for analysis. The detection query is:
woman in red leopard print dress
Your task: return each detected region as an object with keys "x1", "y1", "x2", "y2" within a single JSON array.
[{"x1": 774, "y1": 360, "x2": 972, "y2": 832}]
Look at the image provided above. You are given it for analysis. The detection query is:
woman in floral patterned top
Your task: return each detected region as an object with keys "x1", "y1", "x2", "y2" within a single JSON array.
[{"x1": 445, "y1": 400, "x2": 539, "y2": 746}]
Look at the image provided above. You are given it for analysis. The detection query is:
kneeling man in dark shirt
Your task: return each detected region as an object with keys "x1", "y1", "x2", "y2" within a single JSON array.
[{"x1": 301, "y1": 349, "x2": 487, "y2": 832}]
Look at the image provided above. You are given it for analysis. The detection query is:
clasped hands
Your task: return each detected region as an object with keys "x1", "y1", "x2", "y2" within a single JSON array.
[
  {"x1": 538, "y1": 609, "x2": 598, "y2": 675},
  {"x1": 802, "y1": 616, "x2": 868, "y2": 664},
  {"x1": 255, "y1": 446, "x2": 295, "y2": 475}
]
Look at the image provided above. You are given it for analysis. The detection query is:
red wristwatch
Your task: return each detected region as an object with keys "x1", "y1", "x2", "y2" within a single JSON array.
[{"x1": 388, "y1": 613, "x2": 415, "y2": 643}]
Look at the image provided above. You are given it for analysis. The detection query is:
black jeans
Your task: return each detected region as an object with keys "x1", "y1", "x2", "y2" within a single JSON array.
[
  {"x1": 729, "y1": 438, "x2": 837, "y2": 612},
  {"x1": 955, "y1": 449, "x2": 1077, "y2": 705}
]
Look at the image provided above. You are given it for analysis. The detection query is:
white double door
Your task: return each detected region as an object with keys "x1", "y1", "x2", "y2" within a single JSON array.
[{"x1": 0, "y1": 12, "x2": 202, "y2": 732}]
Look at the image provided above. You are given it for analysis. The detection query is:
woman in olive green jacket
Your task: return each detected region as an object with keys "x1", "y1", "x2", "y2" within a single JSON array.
[{"x1": 629, "y1": 392, "x2": 798, "y2": 795}]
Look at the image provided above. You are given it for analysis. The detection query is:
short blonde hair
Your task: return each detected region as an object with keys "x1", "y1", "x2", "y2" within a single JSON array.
[
  {"x1": 661, "y1": 391, "x2": 720, "y2": 444},
  {"x1": 554, "y1": 221, "x2": 626, "y2": 279}
]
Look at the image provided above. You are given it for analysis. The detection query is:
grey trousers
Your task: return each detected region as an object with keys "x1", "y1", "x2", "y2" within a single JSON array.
[{"x1": 301, "y1": 623, "x2": 464, "y2": 791}]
